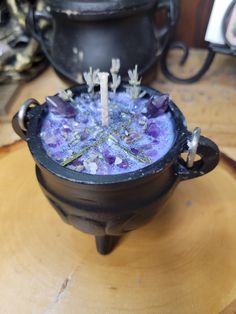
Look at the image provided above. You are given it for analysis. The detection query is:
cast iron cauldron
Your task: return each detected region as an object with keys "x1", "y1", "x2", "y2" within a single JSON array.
[
  {"x1": 12, "y1": 84, "x2": 219, "y2": 254},
  {"x1": 26, "y1": 0, "x2": 179, "y2": 83}
]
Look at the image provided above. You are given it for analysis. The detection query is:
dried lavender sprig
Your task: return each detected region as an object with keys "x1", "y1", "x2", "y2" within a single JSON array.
[
  {"x1": 126, "y1": 85, "x2": 141, "y2": 100},
  {"x1": 58, "y1": 89, "x2": 76, "y2": 105},
  {"x1": 127, "y1": 65, "x2": 145, "y2": 99},
  {"x1": 110, "y1": 74, "x2": 121, "y2": 94},
  {"x1": 110, "y1": 59, "x2": 121, "y2": 93},
  {"x1": 83, "y1": 67, "x2": 100, "y2": 93},
  {"x1": 128, "y1": 65, "x2": 141, "y2": 86},
  {"x1": 110, "y1": 58, "x2": 120, "y2": 73}
]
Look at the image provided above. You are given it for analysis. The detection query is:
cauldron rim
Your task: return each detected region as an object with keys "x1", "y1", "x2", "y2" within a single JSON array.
[
  {"x1": 45, "y1": 0, "x2": 157, "y2": 17},
  {"x1": 26, "y1": 84, "x2": 188, "y2": 185}
]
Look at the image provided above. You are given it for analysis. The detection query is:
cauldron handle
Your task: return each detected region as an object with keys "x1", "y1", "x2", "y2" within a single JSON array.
[
  {"x1": 176, "y1": 133, "x2": 220, "y2": 181},
  {"x1": 12, "y1": 98, "x2": 40, "y2": 141}
]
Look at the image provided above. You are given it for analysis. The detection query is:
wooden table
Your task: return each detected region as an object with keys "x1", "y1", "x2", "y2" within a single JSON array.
[{"x1": 0, "y1": 50, "x2": 236, "y2": 314}]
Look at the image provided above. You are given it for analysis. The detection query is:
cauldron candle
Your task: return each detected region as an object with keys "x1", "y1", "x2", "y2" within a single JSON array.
[
  {"x1": 12, "y1": 62, "x2": 220, "y2": 254},
  {"x1": 40, "y1": 65, "x2": 174, "y2": 175},
  {"x1": 98, "y1": 72, "x2": 109, "y2": 127}
]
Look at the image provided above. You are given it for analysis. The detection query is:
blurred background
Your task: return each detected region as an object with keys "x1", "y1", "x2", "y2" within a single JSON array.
[{"x1": 171, "y1": 0, "x2": 214, "y2": 48}]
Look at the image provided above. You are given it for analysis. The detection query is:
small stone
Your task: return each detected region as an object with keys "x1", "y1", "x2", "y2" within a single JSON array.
[
  {"x1": 89, "y1": 154, "x2": 99, "y2": 162},
  {"x1": 71, "y1": 158, "x2": 83, "y2": 166},
  {"x1": 118, "y1": 159, "x2": 129, "y2": 169},
  {"x1": 140, "y1": 143, "x2": 153, "y2": 150},
  {"x1": 114, "y1": 156, "x2": 122, "y2": 165},
  {"x1": 103, "y1": 150, "x2": 116, "y2": 165},
  {"x1": 76, "y1": 165, "x2": 84, "y2": 172},
  {"x1": 131, "y1": 147, "x2": 139, "y2": 155},
  {"x1": 80, "y1": 131, "x2": 89, "y2": 141},
  {"x1": 48, "y1": 143, "x2": 57, "y2": 148},
  {"x1": 147, "y1": 149, "x2": 158, "y2": 157},
  {"x1": 82, "y1": 117, "x2": 89, "y2": 124},
  {"x1": 125, "y1": 132, "x2": 139, "y2": 144},
  {"x1": 62, "y1": 125, "x2": 72, "y2": 133},
  {"x1": 138, "y1": 117, "x2": 147, "y2": 125},
  {"x1": 44, "y1": 135, "x2": 57, "y2": 146},
  {"x1": 146, "y1": 123, "x2": 160, "y2": 138},
  {"x1": 84, "y1": 161, "x2": 98, "y2": 174},
  {"x1": 107, "y1": 138, "x2": 113, "y2": 145}
]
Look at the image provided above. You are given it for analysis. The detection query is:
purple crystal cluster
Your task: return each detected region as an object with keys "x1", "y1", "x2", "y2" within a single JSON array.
[{"x1": 40, "y1": 91, "x2": 175, "y2": 175}]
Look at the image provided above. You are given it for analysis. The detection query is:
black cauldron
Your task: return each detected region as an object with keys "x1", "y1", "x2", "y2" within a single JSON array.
[
  {"x1": 26, "y1": 0, "x2": 179, "y2": 83},
  {"x1": 12, "y1": 84, "x2": 219, "y2": 254}
]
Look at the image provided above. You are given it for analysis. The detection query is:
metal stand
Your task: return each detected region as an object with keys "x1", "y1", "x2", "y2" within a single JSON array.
[
  {"x1": 161, "y1": 0, "x2": 236, "y2": 84},
  {"x1": 161, "y1": 41, "x2": 216, "y2": 84}
]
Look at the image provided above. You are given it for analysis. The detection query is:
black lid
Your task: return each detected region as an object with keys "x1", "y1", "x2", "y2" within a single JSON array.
[{"x1": 46, "y1": 0, "x2": 157, "y2": 17}]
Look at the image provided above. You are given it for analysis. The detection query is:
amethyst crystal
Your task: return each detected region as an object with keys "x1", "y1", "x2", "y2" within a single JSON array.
[
  {"x1": 118, "y1": 159, "x2": 129, "y2": 169},
  {"x1": 71, "y1": 158, "x2": 83, "y2": 167},
  {"x1": 80, "y1": 131, "x2": 89, "y2": 141},
  {"x1": 146, "y1": 122, "x2": 161, "y2": 138},
  {"x1": 46, "y1": 96, "x2": 76, "y2": 118},
  {"x1": 131, "y1": 147, "x2": 139, "y2": 155},
  {"x1": 103, "y1": 150, "x2": 116, "y2": 165},
  {"x1": 145, "y1": 94, "x2": 169, "y2": 118}
]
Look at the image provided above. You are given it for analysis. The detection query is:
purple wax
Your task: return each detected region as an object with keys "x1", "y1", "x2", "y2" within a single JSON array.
[{"x1": 40, "y1": 91, "x2": 175, "y2": 175}]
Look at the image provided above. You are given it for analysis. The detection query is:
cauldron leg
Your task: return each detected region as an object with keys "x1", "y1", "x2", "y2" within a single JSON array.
[{"x1": 95, "y1": 235, "x2": 119, "y2": 255}]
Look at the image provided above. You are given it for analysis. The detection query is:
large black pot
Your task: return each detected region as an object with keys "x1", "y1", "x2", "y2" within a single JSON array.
[
  {"x1": 12, "y1": 84, "x2": 219, "y2": 254},
  {"x1": 26, "y1": 0, "x2": 179, "y2": 83}
]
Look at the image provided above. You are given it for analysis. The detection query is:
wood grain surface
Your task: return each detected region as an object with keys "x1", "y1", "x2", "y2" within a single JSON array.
[{"x1": 0, "y1": 146, "x2": 235, "y2": 314}]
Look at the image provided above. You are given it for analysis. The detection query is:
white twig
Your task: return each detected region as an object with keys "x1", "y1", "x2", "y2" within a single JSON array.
[
  {"x1": 127, "y1": 65, "x2": 144, "y2": 99},
  {"x1": 98, "y1": 72, "x2": 109, "y2": 127}
]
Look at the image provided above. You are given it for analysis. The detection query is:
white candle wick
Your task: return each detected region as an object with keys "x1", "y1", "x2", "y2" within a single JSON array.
[{"x1": 98, "y1": 72, "x2": 109, "y2": 127}]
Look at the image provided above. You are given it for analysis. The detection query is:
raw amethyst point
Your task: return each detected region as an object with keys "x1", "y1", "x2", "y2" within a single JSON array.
[
  {"x1": 46, "y1": 96, "x2": 77, "y2": 118},
  {"x1": 145, "y1": 94, "x2": 169, "y2": 118}
]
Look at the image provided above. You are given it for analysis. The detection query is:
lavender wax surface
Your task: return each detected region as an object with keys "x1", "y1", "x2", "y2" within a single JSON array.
[{"x1": 40, "y1": 91, "x2": 175, "y2": 175}]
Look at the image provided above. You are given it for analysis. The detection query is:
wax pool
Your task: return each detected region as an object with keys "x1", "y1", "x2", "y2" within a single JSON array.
[{"x1": 40, "y1": 91, "x2": 175, "y2": 175}]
